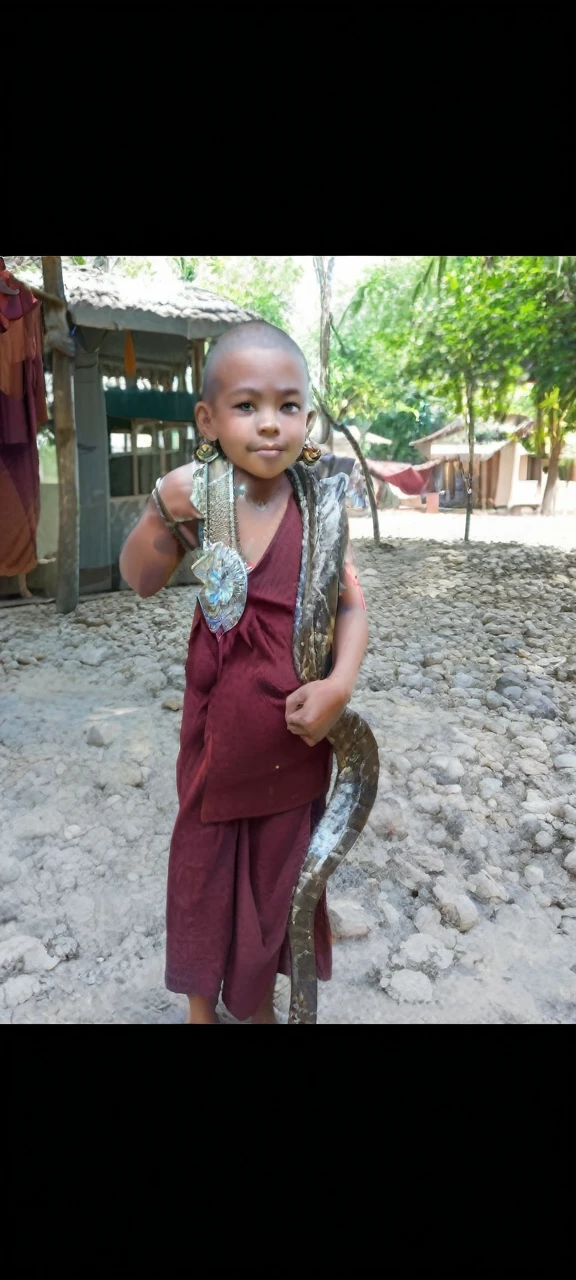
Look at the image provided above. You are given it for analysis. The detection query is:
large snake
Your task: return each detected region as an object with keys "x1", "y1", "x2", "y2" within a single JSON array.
[{"x1": 286, "y1": 465, "x2": 379, "y2": 1024}]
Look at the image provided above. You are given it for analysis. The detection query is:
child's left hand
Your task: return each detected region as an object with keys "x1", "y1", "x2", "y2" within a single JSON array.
[{"x1": 285, "y1": 677, "x2": 349, "y2": 747}]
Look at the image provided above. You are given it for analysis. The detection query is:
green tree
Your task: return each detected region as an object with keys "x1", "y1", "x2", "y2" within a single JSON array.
[
  {"x1": 172, "y1": 256, "x2": 199, "y2": 282},
  {"x1": 517, "y1": 257, "x2": 576, "y2": 513},
  {"x1": 405, "y1": 257, "x2": 524, "y2": 539},
  {"x1": 368, "y1": 397, "x2": 443, "y2": 464},
  {"x1": 189, "y1": 256, "x2": 303, "y2": 329},
  {"x1": 328, "y1": 257, "x2": 429, "y2": 421}
]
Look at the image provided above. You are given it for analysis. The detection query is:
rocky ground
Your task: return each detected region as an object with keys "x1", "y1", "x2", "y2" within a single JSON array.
[{"x1": 2, "y1": 531, "x2": 576, "y2": 1024}]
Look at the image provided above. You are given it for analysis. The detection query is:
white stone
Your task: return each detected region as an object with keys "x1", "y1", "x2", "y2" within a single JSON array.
[
  {"x1": 414, "y1": 794, "x2": 442, "y2": 815},
  {"x1": 414, "y1": 848, "x2": 445, "y2": 872},
  {"x1": 467, "y1": 871, "x2": 509, "y2": 904},
  {"x1": 378, "y1": 899, "x2": 401, "y2": 928},
  {"x1": 0, "y1": 855, "x2": 21, "y2": 884},
  {"x1": 50, "y1": 935, "x2": 79, "y2": 960},
  {"x1": 79, "y1": 645, "x2": 110, "y2": 667},
  {"x1": 534, "y1": 830, "x2": 554, "y2": 851},
  {"x1": 554, "y1": 754, "x2": 576, "y2": 770},
  {"x1": 0, "y1": 973, "x2": 42, "y2": 1009},
  {"x1": 429, "y1": 755, "x2": 466, "y2": 785},
  {"x1": 0, "y1": 934, "x2": 60, "y2": 978},
  {"x1": 87, "y1": 723, "x2": 115, "y2": 747},
  {"x1": 98, "y1": 763, "x2": 143, "y2": 789},
  {"x1": 329, "y1": 899, "x2": 372, "y2": 940},
  {"x1": 433, "y1": 882, "x2": 479, "y2": 932},
  {"x1": 523, "y1": 797, "x2": 550, "y2": 816},
  {"x1": 564, "y1": 851, "x2": 576, "y2": 877},
  {"x1": 12, "y1": 807, "x2": 65, "y2": 840},
  {"x1": 414, "y1": 905, "x2": 442, "y2": 934},
  {"x1": 479, "y1": 777, "x2": 503, "y2": 799},
  {"x1": 524, "y1": 864, "x2": 544, "y2": 886},
  {"x1": 369, "y1": 795, "x2": 407, "y2": 840},
  {"x1": 393, "y1": 932, "x2": 453, "y2": 972},
  {"x1": 388, "y1": 969, "x2": 433, "y2": 1003}
]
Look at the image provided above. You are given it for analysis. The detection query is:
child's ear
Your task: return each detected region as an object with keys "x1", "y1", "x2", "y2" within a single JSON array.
[
  {"x1": 306, "y1": 409, "x2": 317, "y2": 433},
  {"x1": 195, "y1": 401, "x2": 217, "y2": 440}
]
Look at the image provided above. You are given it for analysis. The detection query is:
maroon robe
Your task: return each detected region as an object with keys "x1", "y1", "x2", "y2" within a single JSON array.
[
  {"x1": 165, "y1": 493, "x2": 333, "y2": 1019},
  {"x1": 0, "y1": 261, "x2": 47, "y2": 579}
]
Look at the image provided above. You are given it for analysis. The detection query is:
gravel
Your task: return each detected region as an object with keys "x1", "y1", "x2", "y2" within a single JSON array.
[{"x1": 1, "y1": 528, "x2": 576, "y2": 1024}]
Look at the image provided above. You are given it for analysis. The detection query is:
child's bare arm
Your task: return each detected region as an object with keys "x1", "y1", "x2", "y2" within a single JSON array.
[
  {"x1": 285, "y1": 542, "x2": 368, "y2": 746},
  {"x1": 119, "y1": 465, "x2": 200, "y2": 599}
]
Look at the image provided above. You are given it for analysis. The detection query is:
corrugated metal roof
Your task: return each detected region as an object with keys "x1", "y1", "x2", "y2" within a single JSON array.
[{"x1": 61, "y1": 265, "x2": 259, "y2": 339}]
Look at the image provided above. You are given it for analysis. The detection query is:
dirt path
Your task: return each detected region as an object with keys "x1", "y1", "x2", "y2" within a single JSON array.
[{"x1": 1, "y1": 534, "x2": 576, "y2": 1023}]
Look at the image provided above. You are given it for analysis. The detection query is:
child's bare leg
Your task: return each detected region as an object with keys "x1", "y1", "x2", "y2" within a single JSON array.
[
  {"x1": 252, "y1": 979, "x2": 279, "y2": 1025},
  {"x1": 187, "y1": 995, "x2": 219, "y2": 1024},
  {"x1": 18, "y1": 573, "x2": 32, "y2": 599}
]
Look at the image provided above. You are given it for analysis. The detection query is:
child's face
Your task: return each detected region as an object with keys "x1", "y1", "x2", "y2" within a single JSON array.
[{"x1": 195, "y1": 346, "x2": 316, "y2": 479}]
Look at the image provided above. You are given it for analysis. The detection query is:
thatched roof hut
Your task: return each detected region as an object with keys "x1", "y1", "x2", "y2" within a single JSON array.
[{"x1": 61, "y1": 264, "x2": 258, "y2": 386}]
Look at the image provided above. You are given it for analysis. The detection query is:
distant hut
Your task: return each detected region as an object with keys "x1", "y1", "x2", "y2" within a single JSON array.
[
  {"x1": 30, "y1": 266, "x2": 256, "y2": 596},
  {"x1": 407, "y1": 415, "x2": 575, "y2": 513}
]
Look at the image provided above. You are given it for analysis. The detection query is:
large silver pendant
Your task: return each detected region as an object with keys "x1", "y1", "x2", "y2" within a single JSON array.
[{"x1": 193, "y1": 540, "x2": 248, "y2": 634}]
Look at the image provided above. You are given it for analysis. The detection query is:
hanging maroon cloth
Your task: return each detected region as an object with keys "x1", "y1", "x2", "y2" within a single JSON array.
[
  {"x1": 0, "y1": 259, "x2": 48, "y2": 578},
  {"x1": 165, "y1": 493, "x2": 333, "y2": 1017}
]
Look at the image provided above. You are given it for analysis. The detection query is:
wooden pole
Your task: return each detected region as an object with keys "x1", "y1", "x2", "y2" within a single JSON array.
[
  {"x1": 463, "y1": 379, "x2": 476, "y2": 543},
  {"x1": 190, "y1": 340, "x2": 205, "y2": 396},
  {"x1": 41, "y1": 256, "x2": 79, "y2": 613}
]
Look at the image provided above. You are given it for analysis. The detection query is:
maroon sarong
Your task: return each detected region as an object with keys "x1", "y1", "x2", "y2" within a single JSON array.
[
  {"x1": 166, "y1": 493, "x2": 333, "y2": 1018},
  {"x1": 0, "y1": 262, "x2": 47, "y2": 578}
]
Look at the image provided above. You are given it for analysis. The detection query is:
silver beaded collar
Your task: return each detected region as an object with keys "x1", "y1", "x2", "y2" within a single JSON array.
[{"x1": 190, "y1": 458, "x2": 248, "y2": 635}]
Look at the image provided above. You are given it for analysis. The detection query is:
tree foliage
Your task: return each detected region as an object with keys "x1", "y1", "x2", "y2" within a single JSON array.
[
  {"x1": 368, "y1": 399, "x2": 444, "y2": 464},
  {"x1": 188, "y1": 256, "x2": 303, "y2": 329},
  {"x1": 324, "y1": 257, "x2": 449, "y2": 460},
  {"x1": 407, "y1": 255, "x2": 576, "y2": 512}
]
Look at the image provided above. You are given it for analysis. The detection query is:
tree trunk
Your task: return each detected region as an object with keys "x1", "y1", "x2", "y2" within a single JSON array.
[
  {"x1": 313, "y1": 256, "x2": 334, "y2": 444},
  {"x1": 540, "y1": 426, "x2": 563, "y2": 516},
  {"x1": 41, "y1": 256, "x2": 79, "y2": 613},
  {"x1": 464, "y1": 380, "x2": 476, "y2": 542},
  {"x1": 315, "y1": 397, "x2": 380, "y2": 547}
]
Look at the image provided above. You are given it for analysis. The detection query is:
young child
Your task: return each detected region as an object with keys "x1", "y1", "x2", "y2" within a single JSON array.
[{"x1": 120, "y1": 321, "x2": 369, "y2": 1024}]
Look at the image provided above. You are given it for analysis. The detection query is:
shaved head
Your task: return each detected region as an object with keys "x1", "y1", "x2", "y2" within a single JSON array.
[{"x1": 201, "y1": 320, "x2": 309, "y2": 403}]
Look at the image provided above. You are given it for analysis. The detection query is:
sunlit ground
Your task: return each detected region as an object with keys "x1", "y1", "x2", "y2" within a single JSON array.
[{"x1": 350, "y1": 509, "x2": 576, "y2": 552}]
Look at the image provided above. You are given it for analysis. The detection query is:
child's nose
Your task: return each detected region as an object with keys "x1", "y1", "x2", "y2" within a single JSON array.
[{"x1": 257, "y1": 415, "x2": 281, "y2": 435}]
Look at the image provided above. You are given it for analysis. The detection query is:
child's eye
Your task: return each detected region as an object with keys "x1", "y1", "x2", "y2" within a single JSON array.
[
  {"x1": 282, "y1": 402, "x2": 300, "y2": 413},
  {"x1": 235, "y1": 402, "x2": 254, "y2": 412}
]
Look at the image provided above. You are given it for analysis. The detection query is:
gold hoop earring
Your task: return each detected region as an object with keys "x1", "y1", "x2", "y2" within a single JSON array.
[
  {"x1": 194, "y1": 438, "x2": 220, "y2": 463},
  {"x1": 298, "y1": 438, "x2": 322, "y2": 467}
]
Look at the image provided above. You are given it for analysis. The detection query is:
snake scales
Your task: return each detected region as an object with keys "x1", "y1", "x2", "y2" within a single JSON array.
[{"x1": 286, "y1": 464, "x2": 379, "y2": 1024}]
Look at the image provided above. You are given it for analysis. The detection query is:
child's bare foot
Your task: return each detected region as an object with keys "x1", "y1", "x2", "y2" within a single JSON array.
[
  {"x1": 186, "y1": 995, "x2": 219, "y2": 1024},
  {"x1": 251, "y1": 982, "x2": 279, "y2": 1024},
  {"x1": 18, "y1": 574, "x2": 33, "y2": 600}
]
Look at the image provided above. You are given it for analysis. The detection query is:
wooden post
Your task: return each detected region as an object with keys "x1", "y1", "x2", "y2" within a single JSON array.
[
  {"x1": 190, "y1": 340, "x2": 205, "y2": 396},
  {"x1": 41, "y1": 256, "x2": 79, "y2": 614},
  {"x1": 131, "y1": 422, "x2": 139, "y2": 495},
  {"x1": 463, "y1": 380, "x2": 476, "y2": 543}
]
